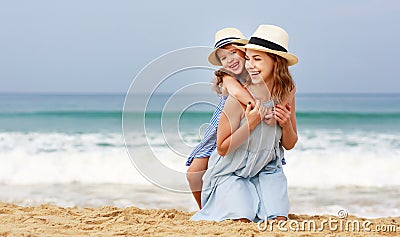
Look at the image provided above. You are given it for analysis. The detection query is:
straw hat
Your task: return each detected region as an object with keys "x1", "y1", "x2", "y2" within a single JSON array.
[
  {"x1": 238, "y1": 25, "x2": 298, "y2": 66},
  {"x1": 208, "y1": 28, "x2": 249, "y2": 66}
]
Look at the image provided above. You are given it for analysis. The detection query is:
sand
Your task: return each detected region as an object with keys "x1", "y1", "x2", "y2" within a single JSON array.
[{"x1": 0, "y1": 203, "x2": 399, "y2": 236}]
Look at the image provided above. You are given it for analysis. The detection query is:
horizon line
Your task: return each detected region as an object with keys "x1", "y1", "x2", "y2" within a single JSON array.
[{"x1": 0, "y1": 92, "x2": 399, "y2": 96}]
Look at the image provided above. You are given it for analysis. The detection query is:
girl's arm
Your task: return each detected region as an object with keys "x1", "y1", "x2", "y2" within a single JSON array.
[
  {"x1": 217, "y1": 98, "x2": 262, "y2": 156},
  {"x1": 222, "y1": 75, "x2": 256, "y2": 108},
  {"x1": 274, "y1": 95, "x2": 298, "y2": 150}
]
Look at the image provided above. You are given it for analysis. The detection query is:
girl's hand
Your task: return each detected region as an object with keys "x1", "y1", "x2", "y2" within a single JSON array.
[
  {"x1": 263, "y1": 109, "x2": 277, "y2": 126},
  {"x1": 261, "y1": 100, "x2": 276, "y2": 126},
  {"x1": 245, "y1": 100, "x2": 264, "y2": 131},
  {"x1": 274, "y1": 104, "x2": 292, "y2": 128},
  {"x1": 219, "y1": 83, "x2": 228, "y2": 96}
]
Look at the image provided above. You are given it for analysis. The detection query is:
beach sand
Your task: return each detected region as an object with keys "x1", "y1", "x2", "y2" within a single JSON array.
[{"x1": 0, "y1": 202, "x2": 398, "y2": 236}]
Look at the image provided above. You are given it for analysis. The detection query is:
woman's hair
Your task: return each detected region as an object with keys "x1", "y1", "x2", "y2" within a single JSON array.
[{"x1": 267, "y1": 52, "x2": 296, "y2": 103}]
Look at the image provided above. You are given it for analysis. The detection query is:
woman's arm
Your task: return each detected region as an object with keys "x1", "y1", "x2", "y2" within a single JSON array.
[
  {"x1": 217, "y1": 98, "x2": 262, "y2": 156},
  {"x1": 222, "y1": 75, "x2": 256, "y2": 107},
  {"x1": 274, "y1": 95, "x2": 298, "y2": 150}
]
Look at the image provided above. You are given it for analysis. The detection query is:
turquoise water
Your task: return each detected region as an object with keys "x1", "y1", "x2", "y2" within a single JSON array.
[{"x1": 1, "y1": 93, "x2": 399, "y2": 132}]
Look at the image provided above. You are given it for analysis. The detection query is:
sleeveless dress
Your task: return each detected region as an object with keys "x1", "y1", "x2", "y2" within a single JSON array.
[
  {"x1": 185, "y1": 95, "x2": 286, "y2": 166},
  {"x1": 190, "y1": 96, "x2": 289, "y2": 222}
]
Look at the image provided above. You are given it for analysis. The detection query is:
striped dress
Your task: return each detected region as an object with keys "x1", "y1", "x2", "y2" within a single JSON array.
[{"x1": 185, "y1": 95, "x2": 227, "y2": 166}]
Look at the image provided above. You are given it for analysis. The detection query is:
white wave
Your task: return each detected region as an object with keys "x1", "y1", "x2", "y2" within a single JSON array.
[
  {"x1": 0, "y1": 130, "x2": 399, "y2": 188},
  {"x1": 0, "y1": 148, "x2": 147, "y2": 185},
  {"x1": 284, "y1": 129, "x2": 400, "y2": 188},
  {"x1": 0, "y1": 132, "x2": 190, "y2": 186}
]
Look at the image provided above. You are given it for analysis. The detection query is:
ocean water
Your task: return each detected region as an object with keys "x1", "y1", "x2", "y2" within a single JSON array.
[{"x1": 0, "y1": 93, "x2": 399, "y2": 218}]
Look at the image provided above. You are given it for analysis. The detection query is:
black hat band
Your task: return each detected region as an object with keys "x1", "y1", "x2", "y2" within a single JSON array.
[
  {"x1": 214, "y1": 37, "x2": 240, "y2": 49},
  {"x1": 248, "y1": 37, "x2": 287, "y2": 52}
]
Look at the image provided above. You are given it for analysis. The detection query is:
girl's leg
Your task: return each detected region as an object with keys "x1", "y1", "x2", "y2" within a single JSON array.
[{"x1": 186, "y1": 157, "x2": 209, "y2": 209}]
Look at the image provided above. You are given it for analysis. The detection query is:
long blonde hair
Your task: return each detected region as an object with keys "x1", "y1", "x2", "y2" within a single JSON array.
[{"x1": 268, "y1": 53, "x2": 295, "y2": 103}]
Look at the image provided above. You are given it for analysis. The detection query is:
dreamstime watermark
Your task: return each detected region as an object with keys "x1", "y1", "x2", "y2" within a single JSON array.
[{"x1": 257, "y1": 210, "x2": 397, "y2": 233}]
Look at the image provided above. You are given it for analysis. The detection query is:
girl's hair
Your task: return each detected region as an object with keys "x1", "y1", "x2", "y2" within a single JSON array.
[
  {"x1": 267, "y1": 52, "x2": 296, "y2": 103},
  {"x1": 212, "y1": 69, "x2": 232, "y2": 95},
  {"x1": 212, "y1": 68, "x2": 250, "y2": 95}
]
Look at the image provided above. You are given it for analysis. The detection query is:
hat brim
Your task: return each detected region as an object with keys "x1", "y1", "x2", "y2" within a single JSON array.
[
  {"x1": 236, "y1": 44, "x2": 298, "y2": 66},
  {"x1": 208, "y1": 39, "x2": 249, "y2": 66}
]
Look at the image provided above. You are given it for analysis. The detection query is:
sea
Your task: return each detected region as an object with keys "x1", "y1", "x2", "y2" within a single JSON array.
[{"x1": 0, "y1": 93, "x2": 399, "y2": 218}]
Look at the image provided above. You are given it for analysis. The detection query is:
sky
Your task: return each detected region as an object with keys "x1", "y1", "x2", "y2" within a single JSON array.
[{"x1": 0, "y1": 0, "x2": 399, "y2": 94}]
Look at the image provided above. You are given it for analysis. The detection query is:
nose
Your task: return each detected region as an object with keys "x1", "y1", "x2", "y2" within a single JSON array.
[
  {"x1": 245, "y1": 60, "x2": 254, "y2": 70},
  {"x1": 227, "y1": 55, "x2": 234, "y2": 63}
]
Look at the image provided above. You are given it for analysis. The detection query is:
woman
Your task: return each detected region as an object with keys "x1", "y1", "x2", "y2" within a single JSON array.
[{"x1": 191, "y1": 24, "x2": 298, "y2": 222}]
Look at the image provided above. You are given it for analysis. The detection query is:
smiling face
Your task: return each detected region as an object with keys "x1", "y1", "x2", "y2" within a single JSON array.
[
  {"x1": 216, "y1": 44, "x2": 245, "y2": 75},
  {"x1": 244, "y1": 49, "x2": 275, "y2": 84}
]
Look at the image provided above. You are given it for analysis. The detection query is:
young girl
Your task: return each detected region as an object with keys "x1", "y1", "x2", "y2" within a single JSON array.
[
  {"x1": 186, "y1": 28, "x2": 257, "y2": 209},
  {"x1": 191, "y1": 24, "x2": 298, "y2": 222}
]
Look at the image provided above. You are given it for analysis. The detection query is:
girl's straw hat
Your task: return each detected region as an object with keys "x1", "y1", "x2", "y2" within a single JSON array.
[
  {"x1": 208, "y1": 28, "x2": 249, "y2": 66},
  {"x1": 238, "y1": 25, "x2": 298, "y2": 66}
]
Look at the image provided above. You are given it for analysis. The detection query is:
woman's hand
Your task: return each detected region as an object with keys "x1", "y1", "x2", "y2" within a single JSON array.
[
  {"x1": 274, "y1": 104, "x2": 292, "y2": 128},
  {"x1": 245, "y1": 100, "x2": 266, "y2": 131},
  {"x1": 277, "y1": 88, "x2": 298, "y2": 150}
]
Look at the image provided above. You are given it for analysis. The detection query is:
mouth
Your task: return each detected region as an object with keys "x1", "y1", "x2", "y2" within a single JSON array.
[
  {"x1": 229, "y1": 62, "x2": 239, "y2": 70},
  {"x1": 249, "y1": 71, "x2": 260, "y2": 76},
  {"x1": 248, "y1": 71, "x2": 262, "y2": 80}
]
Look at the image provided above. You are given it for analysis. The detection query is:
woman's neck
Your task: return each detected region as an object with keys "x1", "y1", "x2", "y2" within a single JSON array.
[{"x1": 248, "y1": 80, "x2": 274, "y2": 101}]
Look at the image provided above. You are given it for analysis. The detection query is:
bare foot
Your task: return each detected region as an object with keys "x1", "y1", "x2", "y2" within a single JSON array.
[
  {"x1": 236, "y1": 218, "x2": 251, "y2": 223},
  {"x1": 275, "y1": 216, "x2": 287, "y2": 221}
]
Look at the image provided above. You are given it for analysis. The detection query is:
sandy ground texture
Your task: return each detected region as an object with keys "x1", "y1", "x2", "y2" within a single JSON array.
[{"x1": 0, "y1": 203, "x2": 399, "y2": 236}]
